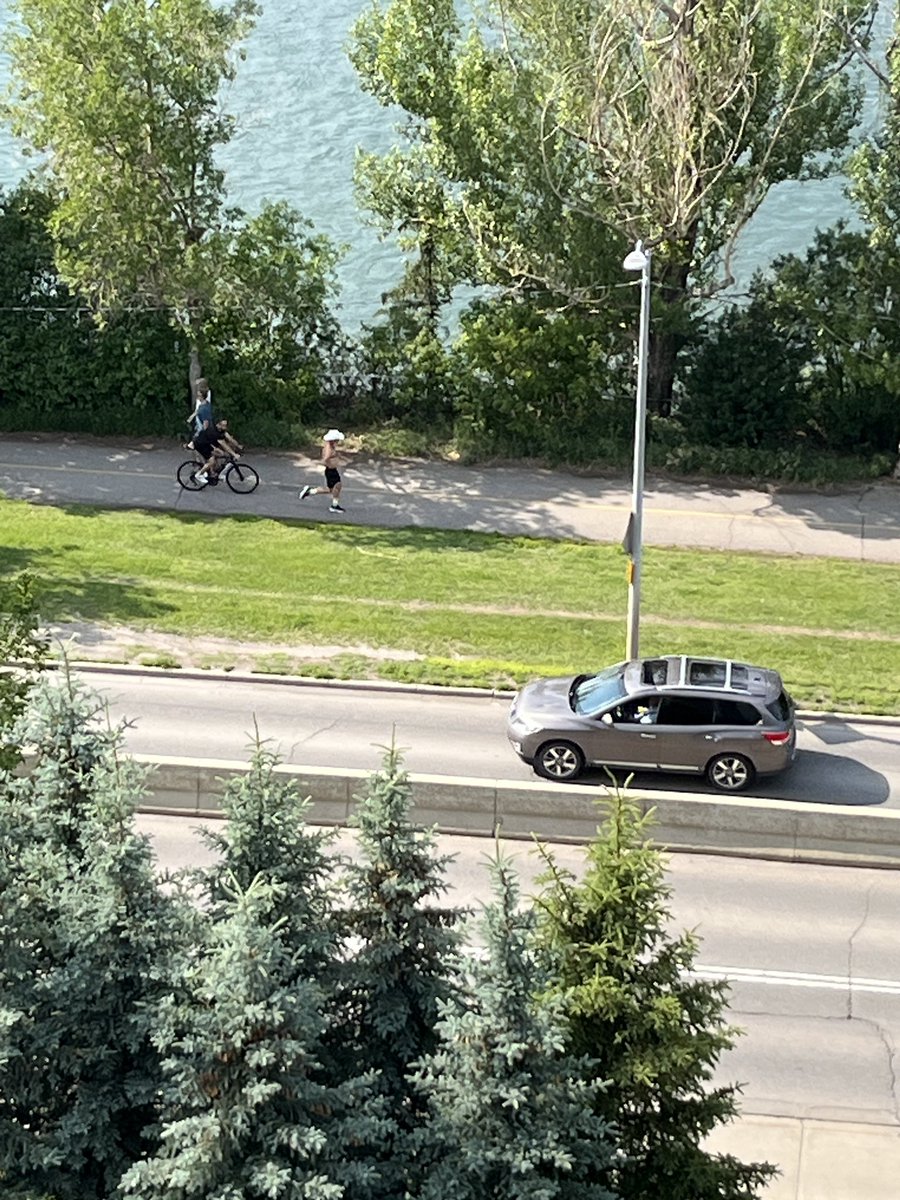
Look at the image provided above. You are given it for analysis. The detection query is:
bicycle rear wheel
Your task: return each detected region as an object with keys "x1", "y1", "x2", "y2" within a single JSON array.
[
  {"x1": 226, "y1": 462, "x2": 259, "y2": 494},
  {"x1": 177, "y1": 460, "x2": 206, "y2": 490}
]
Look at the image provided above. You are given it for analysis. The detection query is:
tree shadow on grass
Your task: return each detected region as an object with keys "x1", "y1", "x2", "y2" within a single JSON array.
[{"x1": 0, "y1": 506, "x2": 227, "y2": 627}]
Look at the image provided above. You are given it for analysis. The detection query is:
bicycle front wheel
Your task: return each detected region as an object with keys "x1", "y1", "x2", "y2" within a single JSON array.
[
  {"x1": 226, "y1": 462, "x2": 259, "y2": 494},
  {"x1": 177, "y1": 460, "x2": 206, "y2": 491}
]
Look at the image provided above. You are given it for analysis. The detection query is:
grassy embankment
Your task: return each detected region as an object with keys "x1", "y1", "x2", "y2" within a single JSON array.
[{"x1": 1, "y1": 497, "x2": 898, "y2": 714}]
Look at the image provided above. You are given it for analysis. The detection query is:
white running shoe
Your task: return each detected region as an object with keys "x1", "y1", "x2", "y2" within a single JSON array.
[
  {"x1": 298, "y1": 485, "x2": 312, "y2": 500},
  {"x1": 195, "y1": 471, "x2": 208, "y2": 484}
]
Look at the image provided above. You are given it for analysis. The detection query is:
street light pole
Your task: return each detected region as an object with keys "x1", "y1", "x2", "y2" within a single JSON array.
[{"x1": 622, "y1": 240, "x2": 652, "y2": 661}]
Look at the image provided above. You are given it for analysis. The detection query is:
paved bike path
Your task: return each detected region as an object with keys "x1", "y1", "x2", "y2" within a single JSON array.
[{"x1": 0, "y1": 433, "x2": 898, "y2": 561}]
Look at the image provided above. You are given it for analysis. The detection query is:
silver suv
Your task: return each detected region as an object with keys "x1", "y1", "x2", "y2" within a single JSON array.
[{"x1": 507, "y1": 655, "x2": 796, "y2": 793}]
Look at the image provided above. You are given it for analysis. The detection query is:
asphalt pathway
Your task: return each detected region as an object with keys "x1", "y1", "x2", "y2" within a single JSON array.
[{"x1": 1, "y1": 432, "x2": 899, "y2": 561}]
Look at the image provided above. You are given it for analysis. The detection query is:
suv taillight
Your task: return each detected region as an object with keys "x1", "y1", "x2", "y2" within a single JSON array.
[{"x1": 763, "y1": 730, "x2": 791, "y2": 746}]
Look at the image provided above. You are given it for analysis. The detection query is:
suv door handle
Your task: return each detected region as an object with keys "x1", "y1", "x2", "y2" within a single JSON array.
[{"x1": 640, "y1": 733, "x2": 656, "y2": 739}]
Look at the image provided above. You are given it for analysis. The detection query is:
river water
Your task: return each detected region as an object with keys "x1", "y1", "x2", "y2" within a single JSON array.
[{"x1": 0, "y1": 0, "x2": 890, "y2": 330}]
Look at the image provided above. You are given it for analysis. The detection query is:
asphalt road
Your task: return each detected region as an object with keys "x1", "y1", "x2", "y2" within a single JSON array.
[
  {"x1": 139, "y1": 812, "x2": 900, "y2": 1131},
  {"x1": 1, "y1": 433, "x2": 899, "y2": 560},
  {"x1": 92, "y1": 671, "x2": 900, "y2": 808}
]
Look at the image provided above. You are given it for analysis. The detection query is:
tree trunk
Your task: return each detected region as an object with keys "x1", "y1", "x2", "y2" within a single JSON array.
[
  {"x1": 189, "y1": 344, "x2": 202, "y2": 397},
  {"x1": 647, "y1": 245, "x2": 695, "y2": 417},
  {"x1": 648, "y1": 329, "x2": 676, "y2": 417}
]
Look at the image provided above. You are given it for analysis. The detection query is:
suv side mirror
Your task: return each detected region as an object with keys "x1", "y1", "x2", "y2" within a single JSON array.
[{"x1": 600, "y1": 712, "x2": 614, "y2": 726}]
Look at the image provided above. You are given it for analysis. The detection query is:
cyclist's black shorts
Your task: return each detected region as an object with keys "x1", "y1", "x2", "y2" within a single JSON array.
[{"x1": 194, "y1": 434, "x2": 221, "y2": 458}]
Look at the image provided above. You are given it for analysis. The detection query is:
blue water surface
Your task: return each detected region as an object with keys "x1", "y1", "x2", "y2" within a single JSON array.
[{"x1": 0, "y1": 0, "x2": 889, "y2": 329}]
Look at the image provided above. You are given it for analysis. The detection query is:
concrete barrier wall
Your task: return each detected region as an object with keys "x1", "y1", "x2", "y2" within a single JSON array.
[{"x1": 132, "y1": 755, "x2": 900, "y2": 868}]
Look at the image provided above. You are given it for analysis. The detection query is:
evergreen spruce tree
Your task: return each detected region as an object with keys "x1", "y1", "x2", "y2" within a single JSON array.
[
  {"x1": 174, "y1": 735, "x2": 388, "y2": 1199},
  {"x1": 534, "y1": 790, "x2": 776, "y2": 1199},
  {"x1": 196, "y1": 733, "x2": 339, "y2": 980},
  {"x1": 335, "y1": 741, "x2": 465, "y2": 1197},
  {"x1": 0, "y1": 571, "x2": 48, "y2": 770},
  {"x1": 0, "y1": 672, "x2": 190, "y2": 1199},
  {"x1": 121, "y1": 874, "x2": 388, "y2": 1200},
  {"x1": 413, "y1": 851, "x2": 617, "y2": 1200}
]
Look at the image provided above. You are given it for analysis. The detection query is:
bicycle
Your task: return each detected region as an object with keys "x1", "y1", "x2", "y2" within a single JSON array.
[{"x1": 176, "y1": 450, "x2": 260, "y2": 494}]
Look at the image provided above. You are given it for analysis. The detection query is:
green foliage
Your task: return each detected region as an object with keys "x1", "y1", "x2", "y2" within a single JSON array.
[
  {"x1": 0, "y1": 176, "x2": 343, "y2": 442},
  {"x1": 0, "y1": 179, "x2": 188, "y2": 435},
  {"x1": 534, "y1": 791, "x2": 775, "y2": 1199},
  {"x1": 650, "y1": 436, "x2": 893, "y2": 485},
  {"x1": 4, "y1": 0, "x2": 259, "y2": 322},
  {"x1": 336, "y1": 741, "x2": 464, "y2": 1196},
  {"x1": 120, "y1": 875, "x2": 385, "y2": 1200},
  {"x1": 180, "y1": 738, "x2": 391, "y2": 1199},
  {"x1": 3, "y1": 0, "x2": 345, "y2": 427},
  {"x1": 413, "y1": 852, "x2": 616, "y2": 1200},
  {"x1": 356, "y1": 318, "x2": 458, "y2": 430},
  {"x1": 0, "y1": 571, "x2": 48, "y2": 770},
  {"x1": 451, "y1": 299, "x2": 633, "y2": 460},
  {"x1": 0, "y1": 180, "x2": 85, "y2": 415},
  {"x1": 679, "y1": 227, "x2": 900, "y2": 460},
  {"x1": 0, "y1": 672, "x2": 189, "y2": 1199},
  {"x1": 677, "y1": 298, "x2": 807, "y2": 448},
  {"x1": 755, "y1": 230, "x2": 899, "y2": 456},
  {"x1": 349, "y1": 0, "x2": 875, "y2": 413},
  {"x1": 200, "y1": 202, "x2": 347, "y2": 444},
  {"x1": 197, "y1": 734, "x2": 340, "y2": 980}
]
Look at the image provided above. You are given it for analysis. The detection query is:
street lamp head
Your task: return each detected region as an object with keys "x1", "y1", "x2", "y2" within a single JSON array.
[{"x1": 623, "y1": 242, "x2": 650, "y2": 272}]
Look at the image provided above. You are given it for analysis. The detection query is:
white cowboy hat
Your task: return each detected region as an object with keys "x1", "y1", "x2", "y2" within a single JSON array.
[{"x1": 323, "y1": 428, "x2": 345, "y2": 442}]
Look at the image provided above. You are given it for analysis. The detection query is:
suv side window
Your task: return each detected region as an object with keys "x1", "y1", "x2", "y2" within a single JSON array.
[
  {"x1": 657, "y1": 696, "x2": 715, "y2": 725},
  {"x1": 610, "y1": 695, "x2": 661, "y2": 724},
  {"x1": 714, "y1": 699, "x2": 762, "y2": 726}
]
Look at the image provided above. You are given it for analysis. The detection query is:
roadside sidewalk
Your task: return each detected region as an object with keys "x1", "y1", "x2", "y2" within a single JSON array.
[
  {"x1": 708, "y1": 1114, "x2": 900, "y2": 1199},
  {"x1": 0, "y1": 433, "x2": 898, "y2": 561}
]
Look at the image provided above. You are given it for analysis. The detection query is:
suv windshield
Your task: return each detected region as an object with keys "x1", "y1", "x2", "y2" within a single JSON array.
[{"x1": 572, "y1": 666, "x2": 627, "y2": 715}]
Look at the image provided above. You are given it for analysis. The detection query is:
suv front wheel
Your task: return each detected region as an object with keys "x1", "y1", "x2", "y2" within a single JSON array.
[
  {"x1": 706, "y1": 752, "x2": 755, "y2": 793},
  {"x1": 534, "y1": 740, "x2": 585, "y2": 782}
]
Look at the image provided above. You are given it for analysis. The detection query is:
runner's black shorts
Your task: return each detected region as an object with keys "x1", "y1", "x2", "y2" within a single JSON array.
[{"x1": 325, "y1": 467, "x2": 341, "y2": 488}]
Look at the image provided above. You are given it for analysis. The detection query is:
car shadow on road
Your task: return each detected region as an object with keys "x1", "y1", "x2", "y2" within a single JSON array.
[{"x1": 573, "y1": 750, "x2": 889, "y2": 807}]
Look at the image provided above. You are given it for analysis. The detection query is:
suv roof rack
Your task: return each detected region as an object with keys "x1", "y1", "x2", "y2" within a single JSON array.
[{"x1": 637, "y1": 655, "x2": 772, "y2": 696}]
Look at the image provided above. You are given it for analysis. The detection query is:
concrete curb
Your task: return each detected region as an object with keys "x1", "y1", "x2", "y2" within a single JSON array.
[{"x1": 133, "y1": 755, "x2": 900, "y2": 869}]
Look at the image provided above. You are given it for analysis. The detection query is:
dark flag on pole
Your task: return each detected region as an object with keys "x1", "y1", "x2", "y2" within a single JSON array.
[{"x1": 622, "y1": 513, "x2": 635, "y2": 557}]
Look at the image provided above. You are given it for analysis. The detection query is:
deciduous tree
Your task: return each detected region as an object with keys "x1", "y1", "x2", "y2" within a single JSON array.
[
  {"x1": 4, "y1": 0, "x2": 341, "y2": 399},
  {"x1": 351, "y1": 0, "x2": 876, "y2": 411}
]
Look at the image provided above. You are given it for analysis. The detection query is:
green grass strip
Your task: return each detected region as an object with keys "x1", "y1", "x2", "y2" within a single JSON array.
[{"x1": 2, "y1": 498, "x2": 898, "y2": 712}]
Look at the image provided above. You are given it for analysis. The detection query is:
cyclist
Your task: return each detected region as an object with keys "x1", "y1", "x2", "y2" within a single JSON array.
[{"x1": 195, "y1": 418, "x2": 243, "y2": 485}]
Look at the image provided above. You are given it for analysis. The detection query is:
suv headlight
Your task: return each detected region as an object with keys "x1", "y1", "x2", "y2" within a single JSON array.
[{"x1": 509, "y1": 714, "x2": 541, "y2": 736}]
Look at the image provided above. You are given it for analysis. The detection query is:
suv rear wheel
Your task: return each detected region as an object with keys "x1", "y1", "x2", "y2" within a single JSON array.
[
  {"x1": 534, "y1": 740, "x2": 585, "y2": 782},
  {"x1": 706, "y1": 752, "x2": 755, "y2": 793}
]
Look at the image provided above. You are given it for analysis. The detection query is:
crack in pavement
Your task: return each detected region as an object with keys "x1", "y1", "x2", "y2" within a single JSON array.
[{"x1": 848, "y1": 883, "x2": 875, "y2": 1020}]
